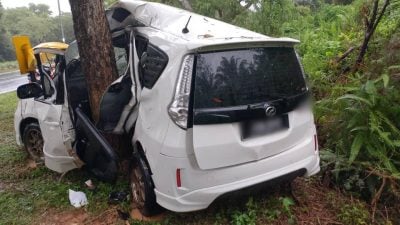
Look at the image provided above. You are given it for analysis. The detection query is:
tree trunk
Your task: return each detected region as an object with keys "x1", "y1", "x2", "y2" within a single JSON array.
[{"x1": 69, "y1": 0, "x2": 118, "y2": 122}]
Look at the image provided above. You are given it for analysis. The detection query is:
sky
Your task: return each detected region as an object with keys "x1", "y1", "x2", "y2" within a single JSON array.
[{"x1": 1, "y1": 0, "x2": 71, "y2": 14}]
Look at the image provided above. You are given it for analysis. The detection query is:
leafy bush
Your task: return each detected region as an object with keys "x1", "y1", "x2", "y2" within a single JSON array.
[
  {"x1": 0, "y1": 61, "x2": 18, "y2": 73},
  {"x1": 337, "y1": 203, "x2": 370, "y2": 225},
  {"x1": 319, "y1": 75, "x2": 400, "y2": 201},
  {"x1": 230, "y1": 197, "x2": 258, "y2": 225}
]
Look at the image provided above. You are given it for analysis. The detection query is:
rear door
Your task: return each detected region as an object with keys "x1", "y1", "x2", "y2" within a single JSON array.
[{"x1": 192, "y1": 46, "x2": 313, "y2": 169}]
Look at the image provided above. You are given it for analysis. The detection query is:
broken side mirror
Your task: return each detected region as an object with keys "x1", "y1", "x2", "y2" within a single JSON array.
[{"x1": 17, "y1": 83, "x2": 43, "y2": 99}]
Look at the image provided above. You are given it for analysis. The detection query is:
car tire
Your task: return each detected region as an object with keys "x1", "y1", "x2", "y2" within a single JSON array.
[
  {"x1": 129, "y1": 154, "x2": 162, "y2": 216},
  {"x1": 22, "y1": 122, "x2": 44, "y2": 162}
]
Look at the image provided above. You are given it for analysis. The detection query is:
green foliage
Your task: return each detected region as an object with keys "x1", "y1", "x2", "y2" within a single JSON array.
[
  {"x1": 0, "y1": 60, "x2": 18, "y2": 73},
  {"x1": 230, "y1": 197, "x2": 258, "y2": 225},
  {"x1": 337, "y1": 203, "x2": 370, "y2": 225},
  {"x1": 104, "y1": 0, "x2": 119, "y2": 8},
  {"x1": 319, "y1": 75, "x2": 400, "y2": 199},
  {"x1": 0, "y1": 1, "x2": 13, "y2": 61},
  {"x1": 242, "y1": 0, "x2": 299, "y2": 36},
  {"x1": 280, "y1": 197, "x2": 296, "y2": 224},
  {"x1": 28, "y1": 3, "x2": 52, "y2": 16},
  {"x1": 0, "y1": 3, "x2": 75, "y2": 62}
]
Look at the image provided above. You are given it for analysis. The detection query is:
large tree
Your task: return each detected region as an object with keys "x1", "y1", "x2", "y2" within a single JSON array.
[{"x1": 68, "y1": 0, "x2": 118, "y2": 122}]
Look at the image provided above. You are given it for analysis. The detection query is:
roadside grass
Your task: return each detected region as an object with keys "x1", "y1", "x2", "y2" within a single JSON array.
[
  {"x1": 0, "y1": 61, "x2": 18, "y2": 73},
  {"x1": 0, "y1": 92, "x2": 373, "y2": 225},
  {"x1": 0, "y1": 92, "x2": 129, "y2": 224}
]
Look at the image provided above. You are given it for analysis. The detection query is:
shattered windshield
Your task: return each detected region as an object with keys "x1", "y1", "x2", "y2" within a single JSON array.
[{"x1": 193, "y1": 47, "x2": 307, "y2": 109}]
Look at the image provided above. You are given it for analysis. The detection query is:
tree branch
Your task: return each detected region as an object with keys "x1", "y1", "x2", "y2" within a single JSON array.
[
  {"x1": 372, "y1": 0, "x2": 390, "y2": 32},
  {"x1": 336, "y1": 46, "x2": 358, "y2": 63},
  {"x1": 352, "y1": 0, "x2": 391, "y2": 73}
]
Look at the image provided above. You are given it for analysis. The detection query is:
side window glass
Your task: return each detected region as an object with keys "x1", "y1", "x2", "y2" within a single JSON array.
[
  {"x1": 114, "y1": 47, "x2": 128, "y2": 76},
  {"x1": 138, "y1": 43, "x2": 168, "y2": 89},
  {"x1": 135, "y1": 36, "x2": 148, "y2": 59}
]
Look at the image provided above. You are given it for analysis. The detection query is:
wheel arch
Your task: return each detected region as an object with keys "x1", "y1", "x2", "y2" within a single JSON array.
[
  {"x1": 133, "y1": 141, "x2": 153, "y2": 176},
  {"x1": 20, "y1": 117, "x2": 40, "y2": 137}
]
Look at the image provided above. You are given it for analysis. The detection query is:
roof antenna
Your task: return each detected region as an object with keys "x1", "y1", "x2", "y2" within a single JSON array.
[{"x1": 182, "y1": 16, "x2": 192, "y2": 34}]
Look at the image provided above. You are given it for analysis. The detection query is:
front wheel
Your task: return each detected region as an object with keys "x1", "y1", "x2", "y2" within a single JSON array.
[
  {"x1": 130, "y1": 154, "x2": 162, "y2": 216},
  {"x1": 22, "y1": 123, "x2": 44, "y2": 162}
]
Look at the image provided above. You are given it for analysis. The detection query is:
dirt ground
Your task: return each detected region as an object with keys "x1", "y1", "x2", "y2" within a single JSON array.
[{"x1": 33, "y1": 178, "x2": 371, "y2": 225}]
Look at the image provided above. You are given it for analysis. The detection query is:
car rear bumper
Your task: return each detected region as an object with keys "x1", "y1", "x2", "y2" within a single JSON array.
[{"x1": 154, "y1": 136, "x2": 320, "y2": 212}]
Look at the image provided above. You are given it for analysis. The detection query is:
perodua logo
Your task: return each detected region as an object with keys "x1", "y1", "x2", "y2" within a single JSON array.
[{"x1": 264, "y1": 104, "x2": 276, "y2": 117}]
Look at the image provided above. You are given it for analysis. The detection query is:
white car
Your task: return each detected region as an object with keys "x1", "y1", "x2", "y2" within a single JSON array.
[{"x1": 14, "y1": 0, "x2": 320, "y2": 216}]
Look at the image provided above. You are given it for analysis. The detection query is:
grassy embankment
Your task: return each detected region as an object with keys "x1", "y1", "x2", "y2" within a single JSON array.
[{"x1": 0, "y1": 61, "x2": 18, "y2": 73}]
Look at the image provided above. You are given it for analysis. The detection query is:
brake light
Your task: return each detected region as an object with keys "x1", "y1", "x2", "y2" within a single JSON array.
[
  {"x1": 168, "y1": 55, "x2": 194, "y2": 129},
  {"x1": 314, "y1": 134, "x2": 318, "y2": 151},
  {"x1": 176, "y1": 168, "x2": 182, "y2": 187}
]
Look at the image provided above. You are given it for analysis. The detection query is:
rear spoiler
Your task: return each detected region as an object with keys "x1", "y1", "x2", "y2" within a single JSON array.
[{"x1": 192, "y1": 39, "x2": 300, "y2": 53}]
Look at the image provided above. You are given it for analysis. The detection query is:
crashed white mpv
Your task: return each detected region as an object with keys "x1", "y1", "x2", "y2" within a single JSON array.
[{"x1": 14, "y1": 0, "x2": 320, "y2": 215}]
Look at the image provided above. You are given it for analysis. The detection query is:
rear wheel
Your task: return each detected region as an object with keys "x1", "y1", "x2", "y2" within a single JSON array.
[
  {"x1": 130, "y1": 154, "x2": 161, "y2": 216},
  {"x1": 22, "y1": 123, "x2": 44, "y2": 162}
]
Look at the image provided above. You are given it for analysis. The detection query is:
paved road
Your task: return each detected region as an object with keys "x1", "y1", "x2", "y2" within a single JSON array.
[{"x1": 0, "y1": 71, "x2": 28, "y2": 94}]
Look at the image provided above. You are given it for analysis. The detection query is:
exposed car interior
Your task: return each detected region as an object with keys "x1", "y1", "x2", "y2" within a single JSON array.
[{"x1": 62, "y1": 29, "x2": 135, "y2": 182}]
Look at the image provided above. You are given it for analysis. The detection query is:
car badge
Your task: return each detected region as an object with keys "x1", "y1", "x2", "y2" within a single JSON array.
[{"x1": 264, "y1": 104, "x2": 276, "y2": 117}]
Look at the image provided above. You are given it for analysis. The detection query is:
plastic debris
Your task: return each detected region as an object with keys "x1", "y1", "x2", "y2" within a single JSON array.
[
  {"x1": 84, "y1": 179, "x2": 96, "y2": 190},
  {"x1": 68, "y1": 189, "x2": 88, "y2": 208}
]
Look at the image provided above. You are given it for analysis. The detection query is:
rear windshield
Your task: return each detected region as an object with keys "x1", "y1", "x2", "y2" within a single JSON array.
[{"x1": 193, "y1": 47, "x2": 307, "y2": 109}]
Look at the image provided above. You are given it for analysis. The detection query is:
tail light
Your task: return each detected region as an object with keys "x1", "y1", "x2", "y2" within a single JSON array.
[
  {"x1": 168, "y1": 55, "x2": 194, "y2": 129},
  {"x1": 176, "y1": 168, "x2": 182, "y2": 187}
]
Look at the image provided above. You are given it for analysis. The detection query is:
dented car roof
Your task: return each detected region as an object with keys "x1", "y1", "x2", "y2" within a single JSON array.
[
  {"x1": 33, "y1": 42, "x2": 68, "y2": 55},
  {"x1": 110, "y1": 0, "x2": 299, "y2": 48}
]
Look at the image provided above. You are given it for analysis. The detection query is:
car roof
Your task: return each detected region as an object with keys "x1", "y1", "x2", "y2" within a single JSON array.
[
  {"x1": 33, "y1": 42, "x2": 69, "y2": 55},
  {"x1": 110, "y1": 0, "x2": 299, "y2": 48}
]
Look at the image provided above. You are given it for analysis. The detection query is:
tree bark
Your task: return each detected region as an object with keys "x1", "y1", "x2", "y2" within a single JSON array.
[{"x1": 69, "y1": 0, "x2": 118, "y2": 122}]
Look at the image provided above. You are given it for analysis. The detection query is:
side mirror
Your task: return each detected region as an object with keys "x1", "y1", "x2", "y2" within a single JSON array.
[{"x1": 17, "y1": 83, "x2": 43, "y2": 99}]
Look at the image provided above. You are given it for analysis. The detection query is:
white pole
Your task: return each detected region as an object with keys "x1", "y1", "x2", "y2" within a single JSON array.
[{"x1": 57, "y1": 0, "x2": 66, "y2": 43}]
